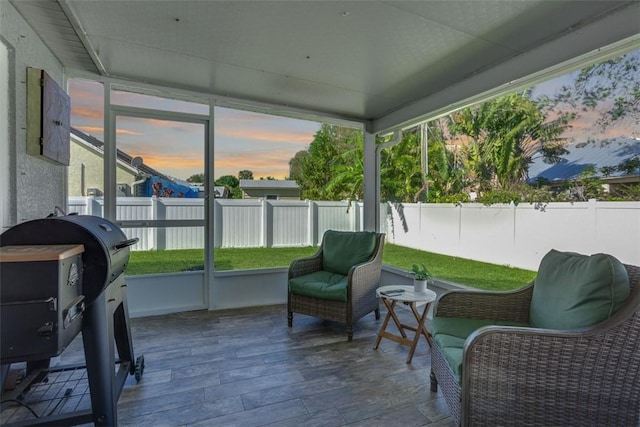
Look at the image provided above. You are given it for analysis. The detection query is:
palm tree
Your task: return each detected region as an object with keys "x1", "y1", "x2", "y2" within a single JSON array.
[{"x1": 447, "y1": 92, "x2": 569, "y2": 192}]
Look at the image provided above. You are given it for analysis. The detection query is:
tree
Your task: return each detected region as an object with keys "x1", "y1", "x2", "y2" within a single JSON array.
[
  {"x1": 447, "y1": 92, "x2": 569, "y2": 192},
  {"x1": 324, "y1": 139, "x2": 364, "y2": 206},
  {"x1": 215, "y1": 175, "x2": 241, "y2": 198},
  {"x1": 186, "y1": 173, "x2": 204, "y2": 183},
  {"x1": 238, "y1": 170, "x2": 253, "y2": 180},
  {"x1": 573, "y1": 166, "x2": 605, "y2": 201},
  {"x1": 215, "y1": 175, "x2": 239, "y2": 188},
  {"x1": 424, "y1": 129, "x2": 469, "y2": 202},
  {"x1": 294, "y1": 124, "x2": 359, "y2": 200},
  {"x1": 379, "y1": 130, "x2": 426, "y2": 203},
  {"x1": 288, "y1": 150, "x2": 308, "y2": 182},
  {"x1": 535, "y1": 50, "x2": 640, "y2": 132}
]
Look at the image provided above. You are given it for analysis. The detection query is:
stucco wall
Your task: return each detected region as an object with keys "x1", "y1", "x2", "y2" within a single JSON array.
[
  {"x1": 1, "y1": 35, "x2": 11, "y2": 231},
  {"x1": 1, "y1": 1, "x2": 66, "y2": 225},
  {"x1": 68, "y1": 140, "x2": 137, "y2": 196},
  {"x1": 68, "y1": 141, "x2": 100, "y2": 196}
]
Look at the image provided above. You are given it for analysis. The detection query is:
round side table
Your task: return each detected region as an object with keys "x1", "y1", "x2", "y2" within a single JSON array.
[{"x1": 373, "y1": 285, "x2": 437, "y2": 363}]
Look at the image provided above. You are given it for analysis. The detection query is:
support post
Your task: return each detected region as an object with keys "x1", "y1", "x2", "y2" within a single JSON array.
[{"x1": 363, "y1": 131, "x2": 377, "y2": 232}]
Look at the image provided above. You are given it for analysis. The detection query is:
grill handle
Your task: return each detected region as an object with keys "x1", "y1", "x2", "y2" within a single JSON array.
[{"x1": 114, "y1": 238, "x2": 140, "y2": 250}]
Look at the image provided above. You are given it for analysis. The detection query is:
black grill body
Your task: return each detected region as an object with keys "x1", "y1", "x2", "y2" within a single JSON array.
[
  {"x1": 0, "y1": 245, "x2": 85, "y2": 364},
  {"x1": 0, "y1": 214, "x2": 142, "y2": 426}
]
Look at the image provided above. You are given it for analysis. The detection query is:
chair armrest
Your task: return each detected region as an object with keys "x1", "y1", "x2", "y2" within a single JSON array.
[
  {"x1": 347, "y1": 234, "x2": 385, "y2": 300},
  {"x1": 461, "y1": 308, "x2": 640, "y2": 426},
  {"x1": 434, "y1": 284, "x2": 533, "y2": 323},
  {"x1": 348, "y1": 257, "x2": 383, "y2": 298},
  {"x1": 288, "y1": 250, "x2": 322, "y2": 279}
]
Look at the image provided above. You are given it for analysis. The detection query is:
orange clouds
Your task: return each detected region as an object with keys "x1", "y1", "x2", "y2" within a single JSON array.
[
  {"x1": 71, "y1": 106, "x2": 103, "y2": 120},
  {"x1": 215, "y1": 149, "x2": 293, "y2": 179},
  {"x1": 76, "y1": 125, "x2": 104, "y2": 134},
  {"x1": 559, "y1": 108, "x2": 638, "y2": 142},
  {"x1": 218, "y1": 127, "x2": 313, "y2": 144},
  {"x1": 73, "y1": 125, "x2": 141, "y2": 136},
  {"x1": 137, "y1": 154, "x2": 204, "y2": 171},
  {"x1": 67, "y1": 78, "x2": 318, "y2": 180},
  {"x1": 116, "y1": 128, "x2": 143, "y2": 136}
]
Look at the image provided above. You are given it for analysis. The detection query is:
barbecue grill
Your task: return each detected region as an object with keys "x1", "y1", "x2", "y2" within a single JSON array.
[{"x1": 0, "y1": 214, "x2": 144, "y2": 426}]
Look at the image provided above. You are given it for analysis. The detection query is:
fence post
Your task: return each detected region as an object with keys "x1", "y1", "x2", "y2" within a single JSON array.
[
  {"x1": 589, "y1": 198, "x2": 598, "y2": 254},
  {"x1": 214, "y1": 199, "x2": 222, "y2": 248},
  {"x1": 152, "y1": 197, "x2": 164, "y2": 250},
  {"x1": 85, "y1": 196, "x2": 93, "y2": 215},
  {"x1": 351, "y1": 201, "x2": 362, "y2": 231},
  {"x1": 511, "y1": 201, "x2": 517, "y2": 248},
  {"x1": 85, "y1": 196, "x2": 94, "y2": 216},
  {"x1": 348, "y1": 201, "x2": 356, "y2": 231},
  {"x1": 260, "y1": 198, "x2": 267, "y2": 248},
  {"x1": 457, "y1": 202, "x2": 462, "y2": 247},
  {"x1": 264, "y1": 199, "x2": 273, "y2": 248},
  {"x1": 307, "y1": 200, "x2": 314, "y2": 246}
]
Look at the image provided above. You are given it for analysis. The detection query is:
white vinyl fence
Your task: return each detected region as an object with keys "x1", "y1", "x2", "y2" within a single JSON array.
[
  {"x1": 385, "y1": 200, "x2": 639, "y2": 270},
  {"x1": 68, "y1": 197, "x2": 369, "y2": 250},
  {"x1": 68, "y1": 197, "x2": 639, "y2": 270}
]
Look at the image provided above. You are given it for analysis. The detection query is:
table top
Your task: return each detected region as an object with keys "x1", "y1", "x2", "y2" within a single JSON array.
[
  {"x1": 376, "y1": 285, "x2": 437, "y2": 304},
  {"x1": 0, "y1": 244, "x2": 85, "y2": 262}
]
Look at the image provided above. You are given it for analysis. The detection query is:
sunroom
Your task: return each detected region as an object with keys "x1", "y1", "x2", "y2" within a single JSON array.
[{"x1": 1, "y1": 1, "x2": 639, "y2": 425}]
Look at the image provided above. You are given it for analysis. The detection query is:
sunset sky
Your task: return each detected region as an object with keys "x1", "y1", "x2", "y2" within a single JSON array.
[
  {"x1": 69, "y1": 49, "x2": 639, "y2": 181},
  {"x1": 69, "y1": 79, "x2": 321, "y2": 181}
]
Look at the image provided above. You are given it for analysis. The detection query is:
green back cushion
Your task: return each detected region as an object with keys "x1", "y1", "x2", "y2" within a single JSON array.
[
  {"x1": 530, "y1": 250, "x2": 629, "y2": 329},
  {"x1": 321, "y1": 231, "x2": 377, "y2": 275}
]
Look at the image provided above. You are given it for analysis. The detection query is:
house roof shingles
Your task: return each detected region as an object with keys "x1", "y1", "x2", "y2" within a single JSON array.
[
  {"x1": 239, "y1": 180, "x2": 300, "y2": 190},
  {"x1": 70, "y1": 127, "x2": 171, "y2": 180},
  {"x1": 528, "y1": 137, "x2": 640, "y2": 183}
]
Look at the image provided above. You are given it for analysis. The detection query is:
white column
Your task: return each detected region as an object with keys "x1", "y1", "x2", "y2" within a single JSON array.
[
  {"x1": 104, "y1": 81, "x2": 117, "y2": 221},
  {"x1": 362, "y1": 131, "x2": 378, "y2": 232}
]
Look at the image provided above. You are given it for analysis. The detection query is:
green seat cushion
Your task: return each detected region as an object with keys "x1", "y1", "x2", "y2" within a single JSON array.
[
  {"x1": 530, "y1": 250, "x2": 630, "y2": 330},
  {"x1": 431, "y1": 316, "x2": 529, "y2": 383},
  {"x1": 321, "y1": 231, "x2": 377, "y2": 276},
  {"x1": 288, "y1": 270, "x2": 348, "y2": 302},
  {"x1": 439, "y1": 344, "x2": 464, "y2": 381},
  {"x1": 431, "y1": 316, "x2": 529, "y2": 340}
]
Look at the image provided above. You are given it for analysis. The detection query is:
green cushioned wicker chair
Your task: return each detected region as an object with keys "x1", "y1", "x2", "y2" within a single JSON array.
[
  {"x1": 287, "y1": 230, "x2": 385, "y2": 341},
  {"x1": 430, "y1": 250, "x2": 640, "y2": 426}
]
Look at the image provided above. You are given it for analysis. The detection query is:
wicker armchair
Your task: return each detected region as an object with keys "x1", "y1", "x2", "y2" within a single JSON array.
[
  {"x1": 430, "y1": 259, "x2": 640, "y2": 426},
  {"x1": 287, "y1": 230, "x2": 385, "y2": 341}
]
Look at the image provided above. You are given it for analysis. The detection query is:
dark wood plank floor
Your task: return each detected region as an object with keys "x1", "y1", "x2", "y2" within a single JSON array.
[{"x1": 3, "y1": 304, "x2": 454, "y2": 426}]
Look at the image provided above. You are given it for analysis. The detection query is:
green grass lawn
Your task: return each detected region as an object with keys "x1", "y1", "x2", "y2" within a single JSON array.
[
  {"x1": 383, "y1": 244, "x2": 535, "y2": 291},
  {"x1": 127, "y1": 244, "x2": 535, "y2": 291}
]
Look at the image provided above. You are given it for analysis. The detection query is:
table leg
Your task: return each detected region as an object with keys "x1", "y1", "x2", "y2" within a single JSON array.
[
  {"x1": 384, "y1": 298, "x2": 408, "y2": 339},
  {"x1": 406, "y1": 301, "x2": 432, "y2": 363},
  {"x1": 409, "y1": 302, "x2": 432, "y2": 346},
  {"x1": 373, "y1": 299, "x2": 396, "y2": 350}
]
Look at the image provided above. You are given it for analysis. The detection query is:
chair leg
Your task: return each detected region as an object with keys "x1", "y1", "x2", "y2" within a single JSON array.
[
  {"x1": 430, "y1": 370, "x2": 438, "y2": 392},
  {"x1": 347, "y1": 326, "x2": 353, "y2": 342},
  {"x1": 287, "y1": 311, "x2": 292, "y2": 327},
  {"x1": 375, "y1": 307, "x2": 380, "y2": 320}
]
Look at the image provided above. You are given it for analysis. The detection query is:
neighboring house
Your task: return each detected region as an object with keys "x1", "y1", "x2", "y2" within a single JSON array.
[
  {"x1": 189, "y1": 184, "x2": 229, "y2": 198},
  {"x1": 239, "y1": 180, "x2": 301, "y2": 200},
  {"x1": 69, "y1": 127, "x2": 197, "y2": 198},
  {"x1": 213, "y1": 186, "x2": 229, "y2": 198},
  {"x1": 528, "y1": 137, "x2": 640, "y2": 194}
]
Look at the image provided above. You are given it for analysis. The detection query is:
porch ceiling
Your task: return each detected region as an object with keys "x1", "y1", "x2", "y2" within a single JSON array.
[{"x1": 10, "y1": 0, "x2": 640, "y2": 132}]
